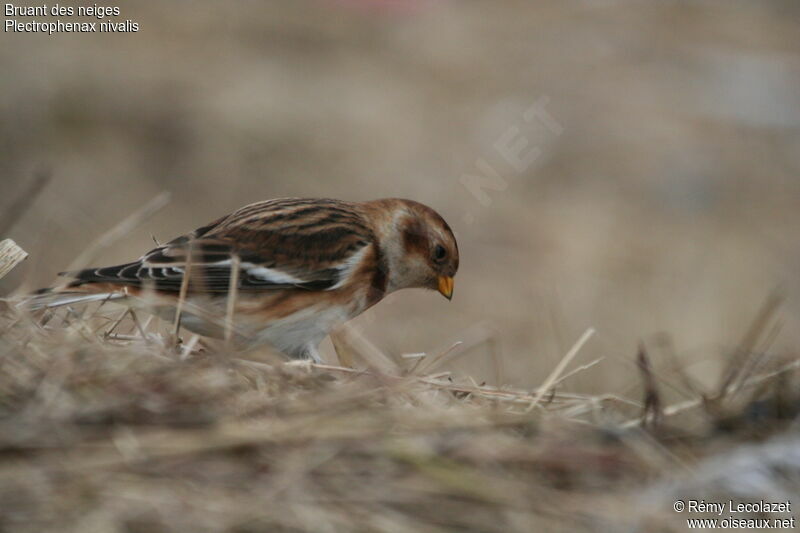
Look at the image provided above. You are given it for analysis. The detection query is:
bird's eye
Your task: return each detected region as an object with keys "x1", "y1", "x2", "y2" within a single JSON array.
[{"x1": 433, "y1": 244, "x2": 447, "y2": 262}]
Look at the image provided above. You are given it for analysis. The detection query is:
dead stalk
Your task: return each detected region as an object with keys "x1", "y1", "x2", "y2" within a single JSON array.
[{"x1": 225, "y1": 254, "x2": 240, "y2": 344}]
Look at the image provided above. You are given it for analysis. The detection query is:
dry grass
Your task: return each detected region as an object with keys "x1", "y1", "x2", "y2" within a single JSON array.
[
  {"x1": 0, "y1": 291, "x2": 797, "y2": 532},
  {"x1": 3, "y1": 3, "x2": 800, "y2": 530}
]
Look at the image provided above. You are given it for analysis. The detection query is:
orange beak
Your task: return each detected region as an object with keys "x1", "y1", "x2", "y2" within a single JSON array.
[{"x1": 437, "y1": 276, "x2": 454, "y2": 300}]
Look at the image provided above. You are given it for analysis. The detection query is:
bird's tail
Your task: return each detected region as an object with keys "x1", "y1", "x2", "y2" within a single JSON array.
[{"x1": 17, "y1": 287, "x2": 127, "y2": 311}]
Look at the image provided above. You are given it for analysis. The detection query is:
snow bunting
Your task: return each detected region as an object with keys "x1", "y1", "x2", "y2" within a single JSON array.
[{"x1": 30, "y1": 198, "x2": 459, "y2": 361}]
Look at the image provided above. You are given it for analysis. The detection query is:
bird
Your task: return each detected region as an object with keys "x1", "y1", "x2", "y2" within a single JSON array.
[{"x1": 27, "y1": 198, "x2": 459, "y2": 362}]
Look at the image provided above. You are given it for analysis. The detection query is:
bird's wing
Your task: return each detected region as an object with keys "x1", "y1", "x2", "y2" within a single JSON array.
[{"x1": 62, "y1": 199, "x2": 375, "y2": 293}]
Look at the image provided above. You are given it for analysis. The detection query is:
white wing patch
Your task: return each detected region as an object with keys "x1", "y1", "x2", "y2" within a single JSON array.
[
  {"x1": 142, "y1": 248, "x2": 370, "y2": 290},
  {"x1": 328, "y1": 245, "x2": 369, "y2": 290},
  {"x1": 203, "y1": 259, "x2": 306, "y2": 285},
  {"x1": 243, "y1": 264, "x2": 305, "y2": 285},
  {"x1": 216, "y1": 250, "x2": 369, "y2": 289}
]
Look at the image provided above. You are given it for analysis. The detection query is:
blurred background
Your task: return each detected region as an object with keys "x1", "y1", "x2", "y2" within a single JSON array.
[{"x1": 3, "y1": 0, "x2": 800, "y2": 394}]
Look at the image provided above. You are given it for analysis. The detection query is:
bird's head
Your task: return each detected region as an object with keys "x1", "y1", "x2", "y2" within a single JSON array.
[{"x1": 368, "y1": 199, "x2": 459, "y2": 300}]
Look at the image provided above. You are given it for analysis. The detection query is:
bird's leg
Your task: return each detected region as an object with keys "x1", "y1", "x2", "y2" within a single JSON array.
[
  {"x1": 284, "y1": 342, "x2": 322, "y2": 372},
  {"x1": 305, "y1": 343, "x2": 323, "y2": 364}
]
